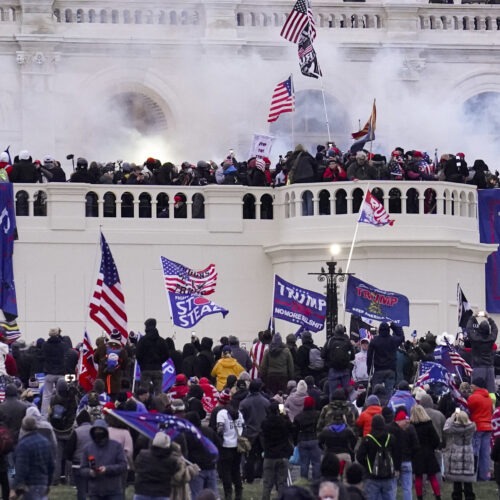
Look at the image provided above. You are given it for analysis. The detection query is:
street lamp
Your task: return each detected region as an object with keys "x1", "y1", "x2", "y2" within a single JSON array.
[{"x1": 309, "y1": 245, "x2": 353, "y2": 338}]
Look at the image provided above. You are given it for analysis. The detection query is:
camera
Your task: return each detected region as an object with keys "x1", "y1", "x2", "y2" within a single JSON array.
[
  {"x1": 64, "y1": 374, "x2": 76, "y2": 383},
  {"x1": 477, "y1": 311, "x2": 486, "y2": 318}
]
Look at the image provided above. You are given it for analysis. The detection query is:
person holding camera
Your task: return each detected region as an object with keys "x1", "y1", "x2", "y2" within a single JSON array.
[{"x1": 466, "y1": 310, "x2": 498, "y2": 394}]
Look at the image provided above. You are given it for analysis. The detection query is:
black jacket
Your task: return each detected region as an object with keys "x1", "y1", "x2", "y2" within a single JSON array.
[
  {"x1": 412, "y1": 420, "x2": 440, "y2": 475},
  {"x1": 367, "y1": 325, "x2": 404, "y2": 372},
  {"x1": 287, "y1": 150, "x2": 318, "y2": 183},
  {"x1": 134, "y1": 446, "x2": 179, "y2": 497},
  {"x1": 261, "y1": 413, "x2": 293, "y2": 459},
  {"x1": 293, "y1": 408, "x2": 320, "y2": 443},
  {"x1": 318, "y1": 425, "x2": 357, "y2": 458},
  {"x1": 388, "y1": 422, "x2": 420, "y2": 466},
  {"x1": 136, "y1": 328, "x2": 169, "y2": 371},
  {"x1": 467, "y1": 316, "x2": 498, "y2": 367},
  {"x1": 10, "y1": 160, "x2": 38, "y2": 183},
  {"x1": 356, "y1": 430, "x2": 401, "y2": 477},
  {"x1": 43, "y1": 335, "x2": 69, "y2": 375}
]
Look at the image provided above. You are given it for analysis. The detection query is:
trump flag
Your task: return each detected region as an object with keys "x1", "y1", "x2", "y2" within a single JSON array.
[
  {"x1": 345, "y1": 276, "x2": 410, "y2": 326},
  {"x1": 169, "y1": 293, "x2": 228, "y2": 328}
]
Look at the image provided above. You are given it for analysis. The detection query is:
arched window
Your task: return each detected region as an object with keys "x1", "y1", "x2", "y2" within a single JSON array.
[
  {"x1": 193, "y1": 11, "x2": 200, "y2": 25},
  {"x1": 284, "y1": 193, "x2": 290, "y2": 219},
  {"x1": 243, "y1": 194, "x2": 256, "y2": 219},
  {"x1": 335, "y1": 189, "x2": 347, "y2": 215},
  {"x1": 53, "y1": 9, "x2": 61, "y2": 22},
  {"x1": 65, "y1": 9, "x2": 73, "y2": 23},
  {"x1": 192, "y1": 193, "x2": 205, "y2": 219},
  {"x1": 85, "y1": 192, "x2": 98, "y2": 217},
  {"x1": 34, "y1": 191, "x2": 47, "y2": 217},
  {"x1": 145, "y1": 10, "x2": 153, "y2": 24},
  {"x1": 157, "y1": 193, "x2": 169, "y2": 218},
  {"x1": 111, "y1": 10, "x2": 119, "y2": 24},
  {"x1": 15, "y1": 190, "x2": 29, "y2": 216},
  {"x1": 170, "y1": 11, "x2": 177, "y2": 25},
  {"x1": 174, "y1": 193, "x2": 187, "y2": 219},
  {"x1": 273, "y1": 13, "x2": 279, "y2": 27},
  {"x1": 352, "y1": 188, "x2": 364, "y2": 214},
  {"x1": 319, "y1": 189, "x2": 331, "y2": 215},
  {"x1": 159, "y1": 11, "x2": 166, "y2": 24},
  {"x1": 76, "y1": 9, "x2": 84, "y2": 23},
  {"x1": 103, "y1": 192, "x2": 116, "y2": 217},
  {"x1": 406, "y1": 188, "x2": 419, "y2": 214},
  {"x1": 100, "y1": 9, "x2": 107, "y2": 23},
  {"x1": 135, "y1": 10, "x2": 142, "y2": 24},
  {"x1": 138, "y1": 193, "x2": 152, "y2": 218},
  {"x1": 180, "y1": 10, "x2": 188, "y2": 25},
  {"x1": 260, "y1": 194, "x2": 273, "y2": 220},
  {"x1": 123, "y1": 10, "x2": 131, "y2": 24},
  {"x1": 371, "y1": 187, "x2": 384, "y2": 205},
  {"x1": 388, "y1": 188, "x2": 402, "y2": 214},
  {"x1": 89, "y1": 9, "x2": 96, "y2": 23},
  {"x1": 250, "y1": 12, "x2": 257, "y2": 26},
  {"x1": 121, "y1": 192, "x2": 134, "y2": 218},
  {"x1": 302, "y1": 190, "x2": 314, "y2": 216},
  {"x1": 236, "y1": 12, "x2": 244, "y2": 26},
  {"x1": 424, "y1": 188, "x2": 437, "y2": 214}
]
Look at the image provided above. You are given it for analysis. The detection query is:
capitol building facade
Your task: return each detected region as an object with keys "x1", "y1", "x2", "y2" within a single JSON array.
[{"x1": 1, "y1": 0, "x2": 499, "y2": 344}]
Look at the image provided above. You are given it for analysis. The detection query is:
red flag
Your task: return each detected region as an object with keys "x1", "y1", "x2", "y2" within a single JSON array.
[{"x1": 78, "y1": 331, "x2": 97, "y2": 392}]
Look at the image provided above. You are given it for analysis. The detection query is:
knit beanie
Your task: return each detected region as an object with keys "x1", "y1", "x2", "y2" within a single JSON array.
[{"x1": 365, "y1": 395, "x2": 380, "y2": 407}]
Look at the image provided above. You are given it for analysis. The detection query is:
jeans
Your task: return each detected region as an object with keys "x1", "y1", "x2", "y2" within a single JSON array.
[
  {"x1": 41, "y1": 374, "x2": 63, "y2": 417},
  {"x1": 262, "y1": 458, "x2": 289, "y2": 500},
  {"x1": 298, "y1": 440, "x2": 321, "y2": 480},
  {"x1": 398, "y1": 461, "x2": 412, "y2": 500},
  {"x1": 190, "y1": 469, "x2": 218, "y2": 499},
  {"x1": 134, "y1": 496, "x2": 169, "y2": 500},
  {"x1": 139, "y1": 370, "x2": 163, "y2": 395},
  {"x1": 473, "y1": 431, "x2": 491, "y2": 481},
  {"x1": 371, "y1": 369, "x2": 396, "y2": 396},
  {"x1": 364, "y1": 478, "x2": 396, "y2": 500},
  {"x1": 328, "y1": 368, "x2": 350, "y2": 399},
  {"x1": 22, "y1": 485, "x2": 49, "y2": 500}
]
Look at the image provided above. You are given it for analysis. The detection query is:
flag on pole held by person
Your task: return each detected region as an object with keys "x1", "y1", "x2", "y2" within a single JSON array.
[
  {"x1": 349, "y1": 314, "x2": 374, "y2": 342},
  {"x1": 106, "y1": 409, "x2": 219, "y2": 458},
  {"x1": 168, "y1": 293, "x2": 228, "y2": 328},
  {"x1": 358, "y1": 189, "x2": 395, "y2": 227},
  {"x1": 161, "y1": 256, "x2": 217, "y2": 296},
  {"x1": 77, "y1": 331, "x2": 98, "y2": 392},
  {"x1": 443, "y1": 337, "x2": 473, "y2": 376},
  {"x1": 457, "y1": 284, "x2": 473, "y2": 330},
  {"x1": 280, "y1": 0, "x2": 316, "y2": 44},
  {"x1": 298, "y1": 31, "x2": 322, "y2": 79},
  {"x1": 267, "y1": 76, "x2": 295, "y2": 123},
  {"x1": 350, "y1": 100, "x2": 376, "y2": 153},
  {"x1": 89, "y1": 232, "x2": 128, "y2": 344}
]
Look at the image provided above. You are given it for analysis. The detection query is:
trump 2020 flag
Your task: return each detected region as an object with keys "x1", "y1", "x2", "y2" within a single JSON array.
[
  {"x1": 162, "y1": 358, "x2": 176, "y2": 392},
  {"x1": 0, "y1": 184, "x2": 17, "y2": 319},
  {"x1": 358, "y1": 190, "x2": 394, "y2": 227},
  {"x1": 168, "y1": 293, "x2": 228, "y2": 328},
  {"x1": 345, "y1": 276, "x2": 410, "y2": 326},
  {"x1": 273, "y1": 275, "x2": 326, "y2": 333}
]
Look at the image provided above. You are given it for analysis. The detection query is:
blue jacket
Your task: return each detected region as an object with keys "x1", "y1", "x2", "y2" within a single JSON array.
[
  {"x1": 14, "y1": 431, "x2": 54, "y2": 488},
  {"x1": 388, "y1": 390, "x2": 416, "y2": 416}
]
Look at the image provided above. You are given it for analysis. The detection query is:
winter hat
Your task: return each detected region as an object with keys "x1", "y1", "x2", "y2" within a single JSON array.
[
  {"x1": 303, "y1": 396, "x2": 316, "y2": 410},
  {"x1": 0, "y1": 152, "x2": 8, "y2": 163},
  {"x1": 345, "y1": 463, "x2": 364, "y2": 486},
  {"x1": 5, "y1": 384, "x2": 17, "y2": 398},
  {"x1": 287, "y1": 380, "x2": 297, "y2": 392},
  {"x1": 472, "y1": 377, "x2": 486, "y2": 389},
  {"x1": 271, "y1": 333, "x2": 283, "y2": 346},
  {"x1": 378, "y1": 322, "x2": 390, "y2": 335},
  {"x1": 478, "y1": 320, "x2": 491, "y2": 336},
  {"x1": 152, "y1": 431, "x2": 171, "y2": 449},
  {"x1": 296, "y1": 380, "x2": 308, "y2": 395},
  {"x1": 48, "y1": 328, "x2": 61, "y2": 337},
  {"x1": 398, "y1": 380, "x2": 410, "y2": 391},
  {"x1": 170, "y1": 399, "x2": 185, "y2": 413},
  {"x1": 218, "y1": 389, "x2": 231, "y2": 405},
  {"x1": 174, "y1": 195, "x2": 183, "y2": 203},
  {"x1": 110, "y1": 329, "x2": 121, "y2": 341},
  {"x1": 285, "y1": 334, "x2": 296, "y2": 345},
  {"x1": 221, "y1": 345, "x2": 232, "y2": 355},
  {"x1": 18, "y1": 150, "x2": 30, "y2": 161},
  {"x1": 249, "y1": 379, "x2": 262, "y2": 393},
  {"x1": 413, "y1": 386, "x2": 427, "y2": 402},
  {"x1": 331, "y1": 388, "x2": 347, "y2": 401},
  {"x1": 365, "y1": 395, "x2": 380, "y2": 407},
  {"x1": 175, "y1": 374, "x2": 187, "y2": 385},
  {"x1": 371, "y1": 414, "x2": 385, "y2": 432},
  {"x1": 21, "y1": 416, "x2": 37, "y2": 432},
  {"x1": 239, "y1": 371, "x2": 251, "y2": 383},
  {"x1": 236, "y1": 380, "x2": 247, "y2": 390},
  {"x1": 382, "y1": 406, "x2": 394, "y2": 424},
  {"x1": 395, "y1": 409, "x2": 409, "y2": 422},
  {"x1": 144, "y1": 318, "x2": 157, "y2": 329}
]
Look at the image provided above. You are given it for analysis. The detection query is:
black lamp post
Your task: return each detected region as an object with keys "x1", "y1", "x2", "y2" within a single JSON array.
[{"x1": 309, "y1": 248, "x2": 352, "y2": 338}]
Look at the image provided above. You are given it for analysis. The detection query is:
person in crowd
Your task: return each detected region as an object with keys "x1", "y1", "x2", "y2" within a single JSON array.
[
  {"x1": 419, "y1": 393, "x2": 446, "y2": 445},
  {"x1": 227, "y1": 336, "x2": 252, "y2": 372},
  {"x1": 323, "y1": 324, "x2": 354, "y2": 397},
  {"x1": 208, "y1": 389, "x2": 232, "y2": 432},
  {"x1": 135, "y1": 318, "x2": 169, "y2": 395},
  {"x1": 346, "y1": 151, "x2": 376, "y2": 181},
  {"x1": 285, "y1": 379, "x2": 308, "y2": 422},
  {"x1": 0, "y1": 383, "x2": 29, "y2": 443},
  {"x1": 444, "y1": 410, "x2": 476, "y2": 500},
  {"x1": 259, "y1": 333, "x2": 294, "y2": 394},
  {"x1": 296, "y1": 331, "x2": 325, "y2": 384},
  {"x1": 389, "y1": 409, "x2": 420, "y2": 500},
  {"x1": 293, "y1": 396, "x2": 321, "y2": 481},
  {"x1": 467, "y1": 311, "x2": 498, "y2": 394},
  {"x1": 216, "y1": 396, "x2": 244, "y2": 500},
  {"x1": 168, "y1": 374, "x2": 190, "y2": 400},
  {"x1": 410, "y1": 405, "x2": 441, "y2": 500},
  {"x1": 261, "y1": 401, "x2": 294, "y2": 500},
  {"x1": 356, "y1": 414, "x2": 399, "y2": 500},
  {"x1": 285, "y1": 334, "x2": 299, "y2": 376},
  {"x1": 491, "y1": 433, "x2": 500, "y2": 500},
  {"x1": 11, "y1": 416, "x2": 54, "y2": 500},
  {"x1": 194, "y1": 337, "x2": 215, "y2": 381},
  {"x1": 249, "y1": 330, "x2": 272, "y2": 380},
  {"x1": 9, "y1": 150, "x2": 38, "y2": 183},
  {"x1": 211, "y1": 346, "x2": 245, "y2": 392},
  {"x1": 316, "y1": 452, "x2": 351, "y2": 500},
  {"x1": 356, "y1": 395, "x2": 383, "y2": 437},
  {"x1": 41, "y1": 327, "x2": 69, "y2": 417},
  {"x1": 345, "y1": 462, "x2": 367, "y2": 500},
  {"x1": 388, "y1": 380, "x2": 416, "y2": 416},
  {"x1": 367, "y1": 322, "x2": 404, "y2": 395},
  {"x1": 79, "y1": 419, "x2": 127, "y2": 500},
  {"x1": 468, "y1": 376, "x2": 493, "y2": 481},
  {"x1": 352, "y1": 337, "x2": 369, "y2": 384},
  {"x1": 133, "y1": 431, "x2": 180, "y2": 500}
]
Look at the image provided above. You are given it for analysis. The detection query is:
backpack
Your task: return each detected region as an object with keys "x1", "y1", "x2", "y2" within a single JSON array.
[
  {"x1": 367, "y1": 434, "x2": 394, "y2": 479},
  {"x1": 308, "y1": 347, "x2": 325, "y2": 371},
  {"x1": 327, "y1": 338, "x2": 351, "y2": 370},
  {"x1": 84, "y1": 391, "x2": 104, "y2": 423},
  {"x1": 105, "y1": 345, "x2": 121, "y2": 374}
]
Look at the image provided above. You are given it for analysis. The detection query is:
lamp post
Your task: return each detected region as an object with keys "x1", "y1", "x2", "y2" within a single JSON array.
[{"x1": 309, "y1": 244, "x2": 352, "y2": 338}]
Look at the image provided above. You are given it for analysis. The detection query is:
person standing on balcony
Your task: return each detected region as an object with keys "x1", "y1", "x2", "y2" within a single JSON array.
[
  {"x1": 346, "y1": 151, "x2": 376, "y2": 181},
  {"x1": 9, "y1": 150, "x2": 38, "y2": 183}
]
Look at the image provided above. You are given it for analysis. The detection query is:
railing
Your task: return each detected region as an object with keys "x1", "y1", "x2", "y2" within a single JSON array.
[{"x1": 11, "y1": 181, "x2": 478, "y2": 222}]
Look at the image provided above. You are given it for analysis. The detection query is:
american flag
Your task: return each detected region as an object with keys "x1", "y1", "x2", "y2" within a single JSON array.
[
  {"x1": 267, "y1": 76, "x2": 295, "y2": 123},
  {"x1": 0, "y1": 320, "x2": 21, "y2": 344},
  {"x1": 89, "y1": 232, "x2": 128, "y2": 344},
  {"x1": 358, "y1": 190, "x2": 395, "y2": 227},
  {"x1": 280, "y1": 0, "x2": 316, "y2": 44},
  {"x1": 161, "y1": 256, "x2": 217, "y2": 296},
  {"x1": 444, "y1": 338, "x2": 473, "y2": 376}
]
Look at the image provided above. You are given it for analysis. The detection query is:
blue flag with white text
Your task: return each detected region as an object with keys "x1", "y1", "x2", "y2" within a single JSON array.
[
  {"x1": 134, "y1": 358, "x2": 176, "y2": 392},
  {"x1": 273, "y1": 275, "x2": 326, "y2": 333},
  {"x1": 169, "y1": 293, "x2": 228, "y2": 328},
  {"x1": 345, "y1": 276, "x2": 409, "y2": 326},
  {"x1": 0, "y1": 185, "x2": 17, "y2": 319}
]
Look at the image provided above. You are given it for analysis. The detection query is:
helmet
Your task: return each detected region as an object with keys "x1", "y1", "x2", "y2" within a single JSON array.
[{"x1": 76, "y1": 157, "x2": 88, "y2": 170}]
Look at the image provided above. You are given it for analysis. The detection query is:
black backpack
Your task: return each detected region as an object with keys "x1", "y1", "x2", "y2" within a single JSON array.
[
  {"x1": 367, "y1": 434, "x2": 394, "y2": 479},
  {"x1": 327, "y1": 337, "x2": 351, "y2": 370}
]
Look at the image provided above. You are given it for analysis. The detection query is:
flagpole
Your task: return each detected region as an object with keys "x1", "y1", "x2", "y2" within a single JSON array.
[
  {"x1": 132, "y1": 358, "x2": 138, "y2": 393},
  {"x1": 291, "y1": 74, "x2": 295, "y2": 149},
  {"x1": 319, "y1": 80, "x2": 331, "y2": 143},
  {"x1": 86, "y1": 228, "x2": 103, "y2": 335}
]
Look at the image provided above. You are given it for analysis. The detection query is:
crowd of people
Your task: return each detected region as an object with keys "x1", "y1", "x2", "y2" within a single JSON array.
[{"x1": 0, "y1": 311, "x2": 498, "y2": 500}]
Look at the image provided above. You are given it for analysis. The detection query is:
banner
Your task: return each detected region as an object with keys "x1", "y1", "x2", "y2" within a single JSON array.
[
  {"x1": 169, "y1": 293, "x2": 228, "y2": 328},
  {"x1": 249, "y1": 134, "x2": 275, "y2": 159},
  {"x1": 477, "y1": 190, "x2": 500, "y2": 312},
  {"x1": 345, "y1": 276, "x2": 410, "y2": 326},
  {"x1": 0, "y1": 184, "x2": 17, "y2": 319},
  {"x1": 272, "y1": 275, "x2": 326, "y2": 333}
]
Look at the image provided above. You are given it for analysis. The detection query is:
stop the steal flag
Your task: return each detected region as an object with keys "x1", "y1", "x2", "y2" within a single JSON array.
[{"x1": 169, "y1": 293, "x2": 228, "y2": 328}]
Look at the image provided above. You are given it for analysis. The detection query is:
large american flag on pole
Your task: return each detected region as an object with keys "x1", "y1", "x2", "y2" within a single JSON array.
[
  {"x1": 161, "y1": 256, "x2": 217, "y2": 296},
  {"x1": 280, "y1": 0, "x2": 316, "y2": 44},
  {"x1": 89, "y1": 232, "x2": 128, "y2": 344},
  {"x1": 267, "y1": 76, "x2": 295, "y2": 123}
]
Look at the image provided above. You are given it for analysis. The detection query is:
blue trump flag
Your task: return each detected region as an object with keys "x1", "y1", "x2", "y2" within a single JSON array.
[
  {"x1": 478, "y1": 190, "x2": 500, "y2": 312},
  {"x1": 107, "y1": 409, "x2": 218, "y2": 458},
  {"x1": 0, "y1": 184, "x2": 17, "y2": 319},
  {"x1": 345, "y1": 276, "x2": 409, "y2": 326},
  {"x1": 416, "y1": 361, "x2": 449, "y2": 386},
  {"x1": 168, "y1": 292, "x2": 228, "y2": 328},
  {"x1": 273, "y1": 275, "x2": 326, "y2": 333}
]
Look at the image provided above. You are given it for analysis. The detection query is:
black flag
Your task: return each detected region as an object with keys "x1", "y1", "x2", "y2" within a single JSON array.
[
  {"x1": 298, "y1": 31, "x2": 322, "y2": 79},
  {"x1": 457, "y1": 284, "x2": 473, "y2": 330}
]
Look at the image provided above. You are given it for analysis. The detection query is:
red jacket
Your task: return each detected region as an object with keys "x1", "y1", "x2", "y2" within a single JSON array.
[
  {"x1": 468, "y1": 388, "x2": 493, "y2": 431},
  {"x1": 356, "y1": 405, "x2": 383, "y2": 436}
]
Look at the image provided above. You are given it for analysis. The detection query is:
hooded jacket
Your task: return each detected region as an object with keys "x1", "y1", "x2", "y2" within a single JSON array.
[
  {"x1": 443, "y1": 418, "x2": 476, "y2": 483},
  {"x1": 284, "y1": 381, "x2": 308, "y2": 422},
  {"x1": 211, "y1": 356, "x2": 244, "y2": 391},
  {"x1": 367, "y1": 323, "x2": 404, "y2": 372},
  {"x1": 260, "y1": 341, "x2": 294, "y2": 381},
  {"x1": 468, "y1": 387, "x2": 493, "y2": 431},
  {"x1": 136, "y1": 324, "x2": 169, "y2": 371},
  {"x1": 356, "y1": 405, "x2": 383, "y2": 437},
  {"x1": 43, "y1": 334, "x2": 69, "y2": 375},
  {"x1": 467, "y1": 316, "x2": 498, "y2": 367},
  {"x1": 419, "y1": 394, "x2": 446, "y2": 443},
  {"x1": 388, "y1": 390, "x2": 416, "y2": 417}
]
